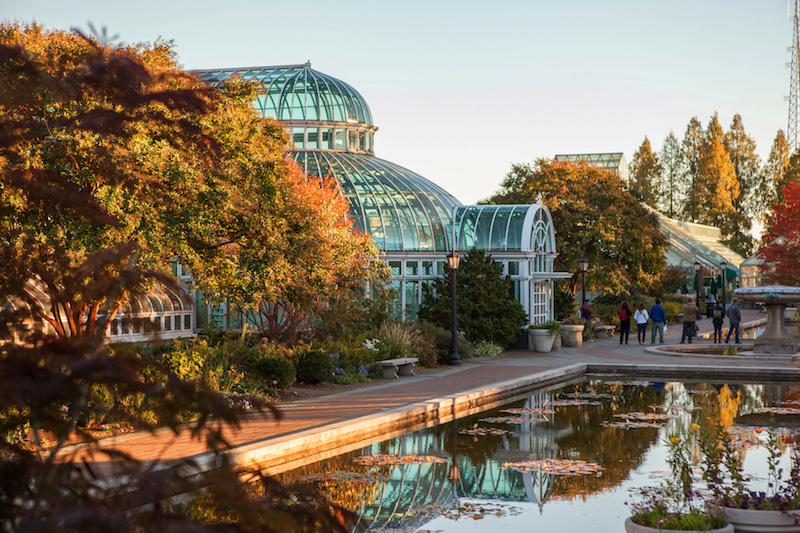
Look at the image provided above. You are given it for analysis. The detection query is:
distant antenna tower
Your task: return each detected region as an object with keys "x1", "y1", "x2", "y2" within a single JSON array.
[{"x1": 789, "y1": 0, "x2": 800, "y2": 152}]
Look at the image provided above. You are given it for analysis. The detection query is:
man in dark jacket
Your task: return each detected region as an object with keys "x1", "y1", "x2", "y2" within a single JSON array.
[
  {"x1": 649, "y1": 298, "x2": 666, "y2": 345},
  {"x1": 725, "y1": 297, "x2": 742, "y2": 344}
]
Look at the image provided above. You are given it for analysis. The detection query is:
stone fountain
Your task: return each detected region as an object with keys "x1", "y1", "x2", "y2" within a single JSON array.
[{"x1": 734, "y1": 285, "x2": 800, "y2": 355}]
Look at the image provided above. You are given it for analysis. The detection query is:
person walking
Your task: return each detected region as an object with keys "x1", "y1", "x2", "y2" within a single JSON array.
[
  {"x1": 633, "y1": 302, "x2": 649, "y2": 345},
  {"x1": 711, "y1": 298, "x2": 725, "y2": 343},
  {"x1": 618, "y1": 301, "x2": 631, "y2": 345},
  {"x1": 680, "y1": 298, "x2": 700, "y2": 344},
  {"x1": 725, "y1": 297, "x2": 742, "y2": 344},
  {"x1": 649, "y1": 298, "x2": 666, "y2": 345},
  {"x1": 580, "y1": 300, "x2": 593, "y2": 323}
]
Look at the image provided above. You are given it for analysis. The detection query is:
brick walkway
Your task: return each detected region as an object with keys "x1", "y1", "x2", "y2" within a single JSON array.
[{"x1": 75, "y1": 309, "x2": 785, "y2": 474}]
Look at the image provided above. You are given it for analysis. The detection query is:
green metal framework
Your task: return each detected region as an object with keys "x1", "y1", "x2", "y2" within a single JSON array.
[{"x1": 189, "y1": 62, "x2": 569, "y2": 325}]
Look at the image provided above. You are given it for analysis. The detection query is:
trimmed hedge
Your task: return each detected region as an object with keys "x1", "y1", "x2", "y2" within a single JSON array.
[
  {"x1": 295, "y1": 350, "x2": 335, "y2": 385},
  {"x1": 251, "y1": 355, "x2": 296, "y2": 390}
]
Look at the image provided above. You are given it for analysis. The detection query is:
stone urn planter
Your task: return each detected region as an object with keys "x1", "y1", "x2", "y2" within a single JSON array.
[
  {"x1": 721, "y1": 507, "x2": 800, "y2": 532},
  {"x1": 561, "y1": 324, "x2": 584, "y2": 347},
  {"x1": 624, "y1": 518, "x2": 733, "y2": 533},
  {"x1": 528, "y1": 328, "x2": 555, "y2": 352},
  {"x1": 552, "y1": 333, "x2": 562, "y2": 350}
]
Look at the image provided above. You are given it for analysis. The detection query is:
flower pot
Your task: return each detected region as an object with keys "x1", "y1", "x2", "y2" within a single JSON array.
[
  {"x1": 624, "y1": 517, "x2": 733, "y2": 533},
  {"x1": 528, "y1": 329, "x2": 555, "y2": 352},
  {"x1": 561, "y1": 324, "x2": 584, "y2": 347},
  {"x1": 722, "y1": 507, "x2": 800, "y2": 532},
  {"x1": 552, "y1": 333, "x2": 562, "y2": 350}
]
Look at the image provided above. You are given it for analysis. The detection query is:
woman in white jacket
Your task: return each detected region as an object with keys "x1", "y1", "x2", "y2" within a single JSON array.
[{"x1": 633, "y1": 303, "x2": 649, "y2": 345}]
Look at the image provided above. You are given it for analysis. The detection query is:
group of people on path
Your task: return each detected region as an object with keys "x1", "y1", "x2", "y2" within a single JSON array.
[
  {"x1": 615, "y1": 297, "x2": 742, "y2": 346},
  {"x1": 677, "y1": 297, "x2": 741, "y2": 344}
]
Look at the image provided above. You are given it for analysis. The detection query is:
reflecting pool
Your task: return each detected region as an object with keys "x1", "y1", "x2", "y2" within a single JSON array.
[{"x1": 276, "y1": 379, "x2": 800, "y2": 532}]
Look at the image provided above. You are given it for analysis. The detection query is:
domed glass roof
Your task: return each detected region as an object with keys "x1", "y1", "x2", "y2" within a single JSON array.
[
  {"x1": 295, "y1": 152, "x2": 459, "y2": 252},
  {"x1": 193, "y1": 62, "x2": 373, "y2": 125},
  {"x1": 192, "y1": 63, "x2": 464, "y2": 253}
]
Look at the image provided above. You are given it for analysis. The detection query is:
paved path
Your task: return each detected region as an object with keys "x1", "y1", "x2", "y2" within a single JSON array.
[{"x1": 76, "y1": 309, "x2": 792, "y2": 474}]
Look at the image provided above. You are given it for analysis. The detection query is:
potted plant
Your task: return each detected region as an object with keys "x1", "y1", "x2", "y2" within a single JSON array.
[
  {"x1": 528, "y1": 320, "x2": 561, "y2": 353},
  {"x1": 700, "y1": 422, "x2": 800, "y2": 532},
  {"x1": 560, "y1": 316, "x2": 585, "y2": 347},
  {"x1": 626, "y1": 426, "x2": 733, "y2": 532}
]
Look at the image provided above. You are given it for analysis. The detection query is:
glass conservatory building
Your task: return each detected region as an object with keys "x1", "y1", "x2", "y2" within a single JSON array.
[{"x1": 191, "y1": 63, "x2": 570, "y2": 325}]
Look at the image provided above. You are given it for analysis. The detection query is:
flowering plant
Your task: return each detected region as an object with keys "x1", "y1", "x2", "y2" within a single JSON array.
[
  {"x1": 700, "y1": 421, "x2": 800, "y2": 511},
  {"x1": 560, "y1": 317, "x2": 583, "y2": 325},
  {"x1": 628, "y1": 425, "x2": 729, "y2": 530}
]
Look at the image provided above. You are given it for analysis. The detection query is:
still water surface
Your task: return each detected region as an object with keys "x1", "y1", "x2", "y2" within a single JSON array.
[{"x1": 277, "y1": 379, "x2": 800, "y2": 532}]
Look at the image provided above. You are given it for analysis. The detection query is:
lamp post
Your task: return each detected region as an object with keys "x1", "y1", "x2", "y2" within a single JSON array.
[
  {"x1": 694, "y1": 261, "x2": 701, "y2": 307},
  {"x1": 720, "y1": 260, "x2": 727, "y2": 309},
  {"x1": 448, "y1": 251, "x2": 461, "y2": 365},
  {"x1": 579, "y1": 257, "x2": 589, "y2": 308}
]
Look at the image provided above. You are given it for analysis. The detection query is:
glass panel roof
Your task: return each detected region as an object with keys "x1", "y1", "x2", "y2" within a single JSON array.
[
  {"x1": 192, "y1": 63, "x2": 373, "y2": 126},
  {"x1": 295, "y1": 152, "x2": 460, "y2": 252},
  {"x1": 454, "y1": 203, "x2": 555, "y2": 255},
  {"x1": 554, "y1": 153, "x2": 625, "y2": 169}
]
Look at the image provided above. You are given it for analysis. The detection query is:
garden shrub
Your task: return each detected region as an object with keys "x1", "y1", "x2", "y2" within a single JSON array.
[
  {"x1": 161, "y1": 338, "x2": 213, "y2": 381},
  {"x1": 418, "y1": 321, "x2": 474, "y2": 364},
  {"x1": 252, "y1": 355, "x2": 296, "y2": 390},
  {"x1": 374, "y1": 320, "x2": 438, "y2": 367},
  {"x1": 375, "y1": 321, "x2": 417, "y2": 360},
  {"x1": 473, "y1": 340, "x2": 504, "y2": 357},
  {"x1": 294, "y1": 349, "x2": 335, "y2": 384}
]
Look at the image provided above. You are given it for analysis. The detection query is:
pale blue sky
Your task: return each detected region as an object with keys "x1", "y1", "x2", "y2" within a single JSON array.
[{"x1": 2, "y1": 0, "x2": 792, "y2": 204}]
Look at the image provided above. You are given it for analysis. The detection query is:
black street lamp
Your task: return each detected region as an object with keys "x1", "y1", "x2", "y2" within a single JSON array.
[
  {"x1": 694, "y1": 261, "x2": 701, "y2": 307},
  {"x1": 720, "y1": 260, "x2": 727, "y2": 309},
  {"x1": 448, "y1": 251, "x2": 461, "y2": 366},
  {"x1": 579, "y1": 257, "x2": 589, "y2": 307}
]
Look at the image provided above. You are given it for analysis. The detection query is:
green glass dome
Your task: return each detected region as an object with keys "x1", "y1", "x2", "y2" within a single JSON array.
[
  {"x1": 192, "y1": 63, "x2": 462, "y2": 253},
  {"x1": 296, "y1": 151, "x2": 459, "y2": 252},
  {"x1": 194, "y1": 62, "x2": 373, "y2": 125}
]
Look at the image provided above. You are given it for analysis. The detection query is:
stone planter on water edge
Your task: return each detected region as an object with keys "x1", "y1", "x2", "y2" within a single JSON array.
[{"x1": 624, "y1": 517, "x2": 734, "y2": 533}]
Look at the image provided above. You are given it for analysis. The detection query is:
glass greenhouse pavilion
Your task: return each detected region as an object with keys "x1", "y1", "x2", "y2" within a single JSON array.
[{"x1": 189, "y1": 62, "x2": 571, "y2": 328}]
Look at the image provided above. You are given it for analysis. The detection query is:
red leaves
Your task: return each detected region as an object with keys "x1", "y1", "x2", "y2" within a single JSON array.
[{"x1": 759, "y1": 182, "x2": 800, "y2": 285}]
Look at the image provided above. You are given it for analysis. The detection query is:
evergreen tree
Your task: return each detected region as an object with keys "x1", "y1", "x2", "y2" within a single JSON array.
[
  {"x1": 682, "y1": 117, "x2": 704, "y2": 221},
  {"x1": 658, "y1": 130, "x2": 685, "y2": 218},
  {"x1": 629, "y1": 136, "x2": 661, "y2": 207},
  {"x1": 760, "y1": 129, "x2": 791, "y2": 222},
  {"x1": 418, "y1": 249, "x2": 527, "y2": 348}
]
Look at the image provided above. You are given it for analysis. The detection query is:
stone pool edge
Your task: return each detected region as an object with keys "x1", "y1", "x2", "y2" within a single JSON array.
[{"x1": 185, "y1": 361, "x2": 800, "y2": 479}]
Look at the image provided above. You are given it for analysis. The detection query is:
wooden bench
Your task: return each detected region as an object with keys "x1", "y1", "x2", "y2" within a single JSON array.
[
  {"x1": 378, "y1": 357, "x2": 419, "y2": 379},
  {"x1": 593, "y1": 325, "x2": 616, "y2": 338}
]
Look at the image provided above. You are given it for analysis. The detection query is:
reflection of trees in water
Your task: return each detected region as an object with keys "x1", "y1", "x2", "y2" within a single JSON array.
[{"x1": 273, "y1": 380, "x2": 788, "y2": 530}]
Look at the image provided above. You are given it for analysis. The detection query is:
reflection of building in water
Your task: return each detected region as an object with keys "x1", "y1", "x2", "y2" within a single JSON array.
[{"x1": 352, "y1": 391, "x2": 572, "y2": 529}]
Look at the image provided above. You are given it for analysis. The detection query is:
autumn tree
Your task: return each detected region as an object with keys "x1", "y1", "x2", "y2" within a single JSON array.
[
  {"x1": 687, "y1": 113, "x2": 747, "y2": 255},
  {"x1": 757, "y1": 182, "x2": 800, "y2": 285},
  {"x1": 628, "y1": 136, "x2": 661, "y2": 207},
  {"x1": 0, "y1": 23, "x2": 357, "y2": 532},
  {"x1": 0, "y1": 22, "x2": 382, "y2": 340},
  {"x1": 485, "y1": 159, "x2": 667, "y2": 297},
  {"x1": 658, "y1": 131, "x2": 684, "y2": 218},
  {"x1": 724, "y1": 114, "x2": 761, "y2": 220}
]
